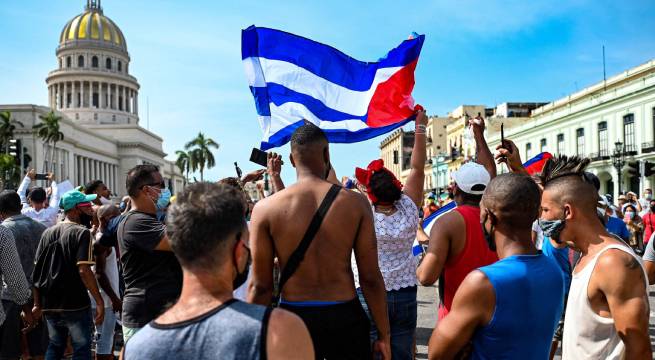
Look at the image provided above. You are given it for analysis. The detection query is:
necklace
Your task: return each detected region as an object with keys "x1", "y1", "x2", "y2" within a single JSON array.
[{"x1": 375, "y1": 204, "x2": 396, "y2": 215}]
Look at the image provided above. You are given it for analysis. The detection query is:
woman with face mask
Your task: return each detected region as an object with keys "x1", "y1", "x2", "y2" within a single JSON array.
[{"x1": 623, "y1": 204, "x2": 644, "y2": 254}]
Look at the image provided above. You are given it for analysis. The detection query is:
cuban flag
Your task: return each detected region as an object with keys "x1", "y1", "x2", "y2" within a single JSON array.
[
  {"x1": 413, "y1": 201, "x2": 457, "y2": 256},
  {"x1": 523, "y1": 152, "x2": 553, "y2": 175},
  {"x1": 242, "y1": 26, "x2": 425, "y2": 150}
]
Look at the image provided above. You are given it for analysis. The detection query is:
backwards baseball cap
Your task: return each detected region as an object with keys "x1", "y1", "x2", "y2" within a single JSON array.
[
  {"x1": 60, "y1": 190, "x2": 97, "y2": 211},
  {"x1": 451, "y1": 162, "x2": 490, "y2": 195}
]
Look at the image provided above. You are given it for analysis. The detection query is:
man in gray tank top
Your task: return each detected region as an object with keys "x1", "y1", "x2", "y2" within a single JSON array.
[{"x1": 122, "y1": 182, "x2": 314, "y2": 359}]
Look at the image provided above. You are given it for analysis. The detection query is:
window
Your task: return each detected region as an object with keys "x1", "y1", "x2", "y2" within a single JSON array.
[
  {"x1": 576, "y1": 128, "x2": 585, "y2": 156},
  {"x1": 118, "y1": 61, "x2": 122, "y2": 72},
  {"x1": 91, "y1": 56, "x2": 98, "y2": 68},
  {"x1": 77, "y1": 55, "x2": 84, "y2": 67},
  {"x1": 106, "y1": 58, "x2": 112, "y2": 70},
  {"x1": 598, "y1": 122, "x2": 608, "y2": 156},
  {"x1": 623, "y1": 114, "x2": 635, "y2": 151},
  {"x1": 540, "y1": 138, "x2": 547, "y2": 152},
  {"x1": 557, "y1": 134, "x2": 564, "y2": 154},
  {"x1": 393, "y1": 150, "x2": 399, "y2": 164},
  {"x1": 526, "y1": 143, "x2": 532, "y2": 159},
  {"x1": 66, "y1": 56, "x2": 71, "y2": 68}
]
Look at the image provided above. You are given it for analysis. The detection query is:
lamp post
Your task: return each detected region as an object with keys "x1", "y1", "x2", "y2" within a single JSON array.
[{"x1": 612, "y1": 140, "x2": 626, "y2": 196}]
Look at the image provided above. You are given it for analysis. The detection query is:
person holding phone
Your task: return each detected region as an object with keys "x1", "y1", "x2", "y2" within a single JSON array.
[
  {"x1": 17, "y1": 169, "x2": 60, "y2": 227},
  {"x1": 623, "y1": 204, "x2": 644, "y2": 253}
]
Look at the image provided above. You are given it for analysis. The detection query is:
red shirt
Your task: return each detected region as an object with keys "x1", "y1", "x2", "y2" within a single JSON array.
[
  {"x1": 643, "y1": 213, "x2": 655, "y2": 244},
  {"x1": 438, "y1": 205, "x2": 499, "y2": 320}
]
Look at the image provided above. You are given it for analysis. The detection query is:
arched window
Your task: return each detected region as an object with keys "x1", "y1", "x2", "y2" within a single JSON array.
[
  {"x1": 92, "y1": 56, "x2": 98, "y2": 68},
  {"x1": 77, "y1": 55, "x2": 84, "y2": 67},
  {"x1": 118, "y1": 61, "x2": 122, "y2": 72},
  {"x1": 106, "y1": 58, "x2": 112, "y2": 70},
  {"x1": 66, "y1": 56, "x2": 71, "y2": 68}
]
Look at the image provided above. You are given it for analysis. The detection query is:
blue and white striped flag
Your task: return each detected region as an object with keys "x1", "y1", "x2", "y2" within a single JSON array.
[
  {"x1": 413, "y1": 201, "x2": 457, "y2": 256},
  {"x1": 242, "y1": 26, "x2": 425, "y2": 150}
]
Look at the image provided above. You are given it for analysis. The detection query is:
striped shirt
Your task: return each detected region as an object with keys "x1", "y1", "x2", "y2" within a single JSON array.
[{"x1": 0, "y1": 225, "x2": 31, "y2": 325}]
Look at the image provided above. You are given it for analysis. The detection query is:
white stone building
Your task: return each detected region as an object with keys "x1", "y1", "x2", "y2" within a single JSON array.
[
  {"x1": 487, "y1": 59, "x2": 655, "y2": 199},
  {"x1": 1, "y1": 0, "x2": 184, "y2": 196}
]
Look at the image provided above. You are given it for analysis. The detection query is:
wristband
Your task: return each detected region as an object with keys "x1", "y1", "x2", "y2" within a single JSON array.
[{"x1": 416, "y1": 124, "x2": 427, "y2": 131}]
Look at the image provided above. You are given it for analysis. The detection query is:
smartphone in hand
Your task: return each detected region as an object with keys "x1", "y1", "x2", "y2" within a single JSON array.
[
  {"x1": 250, "y1": 148, "x2": 268, "y2": 167},
  {"x1": 35, "y1": 173, "x2": 49, "y2": 181}
]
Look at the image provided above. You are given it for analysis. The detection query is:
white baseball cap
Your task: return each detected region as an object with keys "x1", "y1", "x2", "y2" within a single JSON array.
[{"x1": 451, "y1": 162, "x2": 490, "y2": 195}]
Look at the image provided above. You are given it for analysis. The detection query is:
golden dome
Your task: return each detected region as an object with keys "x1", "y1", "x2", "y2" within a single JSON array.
[{"x1": 59, "y1": 2, "x2": 126, "y2": 52}]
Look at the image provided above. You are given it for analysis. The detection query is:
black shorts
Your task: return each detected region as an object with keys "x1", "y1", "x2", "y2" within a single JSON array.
[
  {"x1": 0, "y1": 300, "x2": 49, "y2": 359},
  {"x1": 281, "y1": 298, "x2": 371, "y2": 360}
]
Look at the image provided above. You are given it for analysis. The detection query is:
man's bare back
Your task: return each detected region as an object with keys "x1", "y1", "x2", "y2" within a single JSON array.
[{"x1": 250, "y1": 178, "x2": 373, "y2": 302}]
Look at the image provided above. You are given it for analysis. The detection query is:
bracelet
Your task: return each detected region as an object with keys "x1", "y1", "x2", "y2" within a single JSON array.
[
  {"x1": 416, "y1": 124, "x2": 427, "y2": 131},
  {"x1": 415, "y1": 130, "x2": 426, "y2": 135}
]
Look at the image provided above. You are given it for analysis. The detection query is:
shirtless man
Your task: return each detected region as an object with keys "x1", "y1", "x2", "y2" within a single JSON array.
[
  {"x1": 539, "y1": 156, "x2": 651, "y2": 359},
  {"x1": 249, "y1": 123, "x2": 391, "y2": 359}
]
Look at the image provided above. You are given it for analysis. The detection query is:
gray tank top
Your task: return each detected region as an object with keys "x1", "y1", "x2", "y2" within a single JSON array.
[{"x1": 124, "y1": 299, "x2": 272, "y2": 360}]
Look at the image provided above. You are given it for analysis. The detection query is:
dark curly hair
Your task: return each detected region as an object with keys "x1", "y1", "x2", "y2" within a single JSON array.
[{"x1": 369, "y1": 171, "x2": 402, "y2": 204}]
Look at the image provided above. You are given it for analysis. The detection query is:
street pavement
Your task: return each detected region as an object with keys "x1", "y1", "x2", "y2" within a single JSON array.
[{"x1": 416, "y1": 284, "x2": 655, "y2": 359}]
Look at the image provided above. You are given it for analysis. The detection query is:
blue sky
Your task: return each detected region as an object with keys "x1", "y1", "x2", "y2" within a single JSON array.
[{"x1": 1, "y1": 0, "x2": 654, "y2": 184}]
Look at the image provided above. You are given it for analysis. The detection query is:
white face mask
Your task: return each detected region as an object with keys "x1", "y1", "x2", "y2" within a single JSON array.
[
  {"x1": 645, "y1": 194, "x2": 652, "y2": 200},
  {"x1": 99, "y1": 196, "x2": 112, "y2": 205}
]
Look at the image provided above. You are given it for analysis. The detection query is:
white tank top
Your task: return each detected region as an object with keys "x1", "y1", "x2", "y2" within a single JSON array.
[{"x1": 562, "y1": 244, "x2": 648, "y2": 359}]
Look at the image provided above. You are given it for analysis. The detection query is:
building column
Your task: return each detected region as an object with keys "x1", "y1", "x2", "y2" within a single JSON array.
[
  {"x1": 134, "y1": 92, "x2": 138, "y2": 115},
  {"x1": 81, "y1": 81, "x2": 85, "y2": 108},
  {"x1": 59, "y1": 83, "x2": 64, "y2": 109},
  {"x1": 64, "y1": 82, "x2": 68, "y2": 108},
  {"x1": 112, "y1": 165, "x2": 117, "y2": 194},
  {"x1": 113, "y1": 84, "x2": 118, "y2": 111}
]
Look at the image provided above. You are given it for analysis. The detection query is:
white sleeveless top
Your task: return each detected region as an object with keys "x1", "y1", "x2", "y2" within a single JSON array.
[
  {"x1": 562, "y1": 244, "x2": 648, "y2": 360},
  {"x1": 352, "y1": 194, "x2": 419, "y2": 291}
]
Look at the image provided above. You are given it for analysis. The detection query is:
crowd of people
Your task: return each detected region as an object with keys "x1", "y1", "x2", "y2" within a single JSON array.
[{"x1": 0, "y1": 108, "x2": 654, "y2": 360}]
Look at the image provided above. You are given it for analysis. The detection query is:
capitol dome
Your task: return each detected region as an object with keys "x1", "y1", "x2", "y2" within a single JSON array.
[
  {"x1": 46, "y1": 0, "x2": 140, "y2": 126},
  {"x1": 59, "y1": 0, "x2": 126, "y2": 52}
]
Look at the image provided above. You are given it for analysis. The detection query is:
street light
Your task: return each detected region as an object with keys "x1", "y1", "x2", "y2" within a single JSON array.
[{"x1": 611, "y1": 140, "x2": 626, "y2": 196}]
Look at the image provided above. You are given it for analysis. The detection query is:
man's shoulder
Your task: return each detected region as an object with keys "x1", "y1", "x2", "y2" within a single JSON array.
[{"x1": 593, "y1": 245, "x2": 646, "y2": 290}]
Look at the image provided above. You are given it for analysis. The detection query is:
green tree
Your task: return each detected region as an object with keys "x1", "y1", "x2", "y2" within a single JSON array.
[
  {"x1": 33, "y1": 111, "x2": 64, "y2": 174},
  {"x1": 0, "y1": 111, "x2": 24, "y2": 154},
  {"x1": 175, "y1": 150, "x2": 191, "y2": 184},
  {"x1": 0, "y1": 154, "x2": 20, "y2": 190},
  {"x1": 184, "y1": 132, "x2": 219, "y2": 181}
]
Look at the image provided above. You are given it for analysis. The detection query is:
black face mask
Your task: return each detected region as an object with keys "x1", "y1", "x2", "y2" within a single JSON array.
[
  {"x1": 79, "y1": 212, "x2": 93, "y2": 229},
  {"x1": 481, "y1": 211, "x2": 496, "y2": 252},
  {"x1": 233, "y1": 242, "x2": 251, "y2": 289},
  {"x1": 650, "y1": 205, "x2": 655, "y2": 212}
]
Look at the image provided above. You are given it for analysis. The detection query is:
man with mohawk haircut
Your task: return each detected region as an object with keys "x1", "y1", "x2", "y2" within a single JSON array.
[{"x1": 538, "y1": 156, "x2": 651, "y2": 360}]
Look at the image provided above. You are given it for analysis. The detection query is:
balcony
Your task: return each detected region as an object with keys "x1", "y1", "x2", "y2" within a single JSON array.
[
  {"x1": 642, "y1": 142, "x2": 655, "y2": 153},
  {"x1": 589, "y1": 151, "x2": 611, "y2": 162},
  {"x1": 623, "y1": 144, "x2": 638, "y2": 156}
]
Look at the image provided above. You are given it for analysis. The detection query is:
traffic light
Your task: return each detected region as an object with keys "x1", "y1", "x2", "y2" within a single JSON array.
[
  {"x1": 8, "y1": 139, "x2": 17, "y2": 157},
  {"x1": 625, "y1": 161, "x2": 640, "y2": 178},
  {"x1": 645, "y1": 161, "x2": 655, "y2": 177}
]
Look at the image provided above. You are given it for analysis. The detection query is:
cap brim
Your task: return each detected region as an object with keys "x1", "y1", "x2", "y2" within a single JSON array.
[{"x1": 85, "y1": 194, "x2": 98, "y2": 202}]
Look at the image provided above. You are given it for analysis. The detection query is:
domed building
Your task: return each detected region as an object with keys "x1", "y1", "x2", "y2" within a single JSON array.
[{"x1": 1, "y1": 0, "x2": 184, "y2": 196}]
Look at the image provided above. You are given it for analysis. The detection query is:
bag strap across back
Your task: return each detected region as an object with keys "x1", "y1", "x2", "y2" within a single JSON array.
[{"x1": 273, "y1": 184, "x2": 341, "y2": 306}]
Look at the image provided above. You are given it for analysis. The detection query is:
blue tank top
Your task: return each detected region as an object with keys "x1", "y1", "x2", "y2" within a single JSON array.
[
  {"x1": 124, "y1": 299, "x2": 271, "y2": 360},
  {"x1": 541, "y1": 237, "x2": 572, "y2": 295},
  {"x1": 471, "y1": 254, "x2": 564, "y2": 360}
]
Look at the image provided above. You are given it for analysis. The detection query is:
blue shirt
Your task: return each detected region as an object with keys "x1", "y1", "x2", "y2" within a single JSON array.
[
  {"x1": 471, "y1": 254, "x2": 564, "y2": 360},
  {"x1": 605, "y1": 216, "x2": 630, "y2": 241},
  {"x1": 542, "y1": 237, "x2": 572, "y2": 295}
]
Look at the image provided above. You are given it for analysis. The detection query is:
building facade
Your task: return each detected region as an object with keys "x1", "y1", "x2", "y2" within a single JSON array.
[
  {"x1": 2, "y1": 0, "x2": 184, "y2": 196},
  {"x1": 487, "y1": 59, "x2": 655, "y2": 199}
]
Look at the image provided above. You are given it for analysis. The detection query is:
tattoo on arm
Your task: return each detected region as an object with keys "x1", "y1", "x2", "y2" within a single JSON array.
[{"x1": 625, "y1": 256, "x2": 641, "y2": 270}]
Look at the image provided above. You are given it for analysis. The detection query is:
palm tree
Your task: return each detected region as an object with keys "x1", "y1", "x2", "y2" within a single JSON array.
[
  {"x1": 175, "y1": 150, "x2": 191, "y2": 184},
  {"x1": 33, "y1": 111, "x2": 64, "y2": 174},
  {"x1": 184, "y1": 132, "x2": 219, "y2": 181},
  {"x1": 0, "y1": 111, "x2": 24, "y2": 154}
]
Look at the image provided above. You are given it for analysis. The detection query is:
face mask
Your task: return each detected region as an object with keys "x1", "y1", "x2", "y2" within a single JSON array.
[
  {"x1": 79, "y1": 212, "x2": 93, "y2": 229},
  {"x1": 539, "y1": 218, "x2": 566, "y2": 243},
  {"x1": 625, "y1": 211, "x2": 635, "y2": 219},
  {"x1": 100, "y1": 196, "x2": 112, "y2": 205},
  {"x1": 233, "y1": 242, "x2": 251, "y2": 289},
  {"x1": 481, "y1": 211, "x2": 496, "y2": 252},
  {"x1": 646, "y1": 194, "x2": 652, "y2": 200},
  {"x1": 651, "y1": 205, "x2": 655, "y2": 212},
  {"x1": 154, "y1": 188, "x2": 171, "y2": 211},
  {"x1": 119, "y1": 201, "x2": 127, "y2": 212}
]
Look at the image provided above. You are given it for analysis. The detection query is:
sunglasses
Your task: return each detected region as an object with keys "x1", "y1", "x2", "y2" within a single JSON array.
[{"x1": 143, "y1": 181, "x2": 166, "y2": 189}]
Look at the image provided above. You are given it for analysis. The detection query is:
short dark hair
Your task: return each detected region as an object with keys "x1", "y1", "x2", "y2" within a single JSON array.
[
  {"x1": 0, "y1": 190, "x2": 22, "y2": 214},
  {"x1": 370, "y1": 171, "x2": 402, "y2": 204},
  {"x1": 85, "y1": 180, "x2": 104, "y2": 195},
  {"x1": 166, "y1": 182, "x2": 247, "y2": 269},
  {"x1": 290, "y1": 122, "x2": 328, "y2": 151},
  {"x1": 483, "y1": 173, "x2": 541, "y2": 229},
  {"x1": 27, "y1": 187, "x2": 46, "y2": 203},
  {"x1": 126, "y1": 165, "x2": 160, "y2": 197},
  {"x1": 624, "y1": 204, "x2": 638, "y2": 213},
  {"x1": 456, "y1": 185, "x2": 483, "y2": 204}
]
